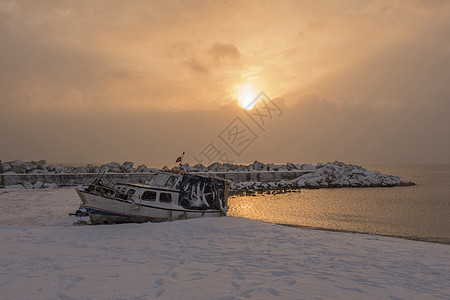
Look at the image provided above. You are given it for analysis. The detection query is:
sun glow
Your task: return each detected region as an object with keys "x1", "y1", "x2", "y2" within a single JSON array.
[{"x1": 237, "y1": 84, "x2": 259, "y2": 110}]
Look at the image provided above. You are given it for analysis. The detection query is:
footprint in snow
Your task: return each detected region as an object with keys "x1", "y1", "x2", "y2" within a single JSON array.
[
  {"x1": 155, "y1": 288, "x2": 165, "y2": 298},
  {"x1": 154, "y1": 278, "x2": 164, "y2": 288},
  {"x1": 230, "y1": 281, "x2": 240, "y2": 290},
  {"x1": 266, "y1": 288, "x2": 280, "y2": 296}
]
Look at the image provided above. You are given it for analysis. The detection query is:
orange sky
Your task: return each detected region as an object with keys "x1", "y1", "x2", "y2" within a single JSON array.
[{"x1": 1, "y1": 0, "x2": 449, "y2": 165}]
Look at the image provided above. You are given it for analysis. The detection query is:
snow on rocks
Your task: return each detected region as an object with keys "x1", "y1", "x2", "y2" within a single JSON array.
[
  {"x1": 229, "y1": 161, "x2": 414, "y2": 195},
  {"x1": 34, "y1": 181, "x2": 44, "y2": 189},
  {"x1": 21, "y1": 181, "x2": 33, "y2": 189},
  {"x1": 0, "y1": 160, "x2": 414, "y2": 191},
  {"x1": 4, "y1": 184, "x2": 25, "y2": 189}
]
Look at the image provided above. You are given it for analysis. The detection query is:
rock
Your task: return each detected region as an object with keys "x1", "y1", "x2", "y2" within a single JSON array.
[
  {"x1": 46, "y1": 183, "x2": 58, "y2": 189},
  {"x1": 29, "y1": 169, "x2": 47, "y2": 174},
  {"x1": 5, "y1": 184, "x2": 25, "y2": 189},
  {"x1": 223, "y1": 163, "x2": 238, "y2": 171},
  {"x1": 286, "y1": 163, "x2": 298, "y2": 171},
  {"x1": 2, "y1": 163, "x2": 12, "y2": 173},
  {"x1": 34, "y1": 181, "x2": 44, "y2": 189},
  {"x1": 9, "y1": 160, "x2": 27, "y2": 173},
  {"x1": 85, "y1": 164, "x2": 96, "y2": 173},
  {"x1": 121, "y1": 161, "x2": 134, "y2": 172},
  {"x1": 2, "y1": 171, "x2": 17, "y2": 175},
  {"x1": 137, "y1": 164, "x2": 147, "y2": 172},
  {"x1": 47, "y1": 165, "x2": 55, "y2": 172},
  {"x1": 74, "y1": 166, "x2": 89, "y2": 173},
  {"x1": 23, "y1": 161, "x2": 37, "y2": 173},
  {"x1": 193, "y1": 164, "x2": 208, "y2": 171},
  {"x1": 208, "y1": 162, "x2": 222, "y2": 171},
  {"x1": 101, "y1": 162, "x2": 121, "y2": 173},
  {"x1": 301, "y1": 164, "x2": 316, "y2": 171},
  {"x1": 54, "y1": 165, "x2": 74, "y2": 173},
  {"x1": 37, "y1": 160, "x2": 47, "y2": 170},
  {"x1": 22, "y1": 181, "x2": 33, "y2": 189},
  {"x1": 250, "y1": 161, "x2": 266, "y2": 171}
]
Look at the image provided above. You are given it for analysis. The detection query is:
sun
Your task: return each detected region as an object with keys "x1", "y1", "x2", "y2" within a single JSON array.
[{"x1": 237, "y1": 84, "x2": 259, "y2": 110}]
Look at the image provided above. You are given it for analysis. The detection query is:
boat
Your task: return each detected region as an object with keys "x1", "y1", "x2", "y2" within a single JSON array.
[{"x1": 75, "y1": 171, "x2": 230, "y2": 224}]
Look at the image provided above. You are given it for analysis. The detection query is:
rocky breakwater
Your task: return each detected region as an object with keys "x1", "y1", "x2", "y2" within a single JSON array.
[
  {"x1": 230, "y1": 161, "x2": 415, "y2": 195},
  {"x1": 0, "y1": 160, "x2": 159, "y2": 189},
  {"x1": 0, "y1": 160, "x2": 414, "y2": 194}
]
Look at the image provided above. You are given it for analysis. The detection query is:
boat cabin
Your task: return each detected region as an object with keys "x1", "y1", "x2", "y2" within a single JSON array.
[{"x1": 86, "y1": 172, "x2": 229, "y2": 212}]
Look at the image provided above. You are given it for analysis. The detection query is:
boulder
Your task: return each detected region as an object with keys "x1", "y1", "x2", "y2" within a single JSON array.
[
  {"x1": 101, "y1": 162, "x2": 121, "y2": 173},
  {"x1": 121, "y1": 161, "x2": 134, "y2": 172},
  {"x1": 9, "y1": 160, "x2": 27, "y2": 173},
  {"x1": 0, "y1": 163, "x2": 12, "y2": 173},
  {"x1": 2, "y1": 163, "x2": 12, "y2": 173},
  {"x1": 300, "y1": 164, "x2": 316, "y2": 171},
  {"x1": 22, "y1": 181, "x2": 33, "y2": 189},
  {"x1": 45, "y1": 183, "x2": 59, "y2": 189},
  {"x1": 34, "y1": 181, "x2": 44, "y2": 189},
  {"x1": 223, "y1": 163, "x2": 238, "y2": 171},
  {"x1": 5, "y1": 184, "x2": 25, "y2": 189},
  {"x1": 85, "y1": 164, "x2": 96, "y2": 173},
  {"x1": 250, "y1": 161, "x2": 266, "y2": 171},
  {"x1": 191, "y1": 164, "x2": 207, "y2": 171},
  {"x1": 208, "y1": 162, "x2": 222, "y2": 171},
  {"x1": 74, "y1": 166, "x2": 89, "y2": 173},
  {"x1": 37, "y1": 160, "x2": 47, "y2": 170},
  {"x1": 2, "y1": 171, "x2": 17, "y2": 175},
  {"x1": 137, "y1": 164, "x2": 147, "y2": 172},
  {"x1": 23, "y1": 161, "x2": 37, "y2": 173},
  {"x1": 54, "y1": 165, "x2": 74, "y2": 173},
  {"x1": 285, "y1": 163, "x2": 299, "y2": 171},
  {"x1": 29, "y1": 169, "x2": 47, "y2": 174}
]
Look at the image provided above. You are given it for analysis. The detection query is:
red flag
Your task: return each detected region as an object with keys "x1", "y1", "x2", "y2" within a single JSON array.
[{"x1": 175, "y1": 156, "x2": 182, "y2": 163}]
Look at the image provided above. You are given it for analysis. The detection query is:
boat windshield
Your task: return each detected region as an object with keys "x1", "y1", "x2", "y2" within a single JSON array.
[
  {"x1": 151, "y1": 174, "x2": 171, "y2": 186},
  {"x1": 164, "y1": 176, "x2": 177, "y2": 188}
]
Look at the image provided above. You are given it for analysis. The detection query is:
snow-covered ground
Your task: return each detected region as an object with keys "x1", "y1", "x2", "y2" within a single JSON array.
[{"x1": 0, "y1": 190, "x2": 449, "y2": 299}]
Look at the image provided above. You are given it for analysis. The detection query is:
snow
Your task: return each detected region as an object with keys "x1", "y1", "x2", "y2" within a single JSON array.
[
  {"x1": 0, "y1": 190, "x2": 449, "y2": 299},
  {"x1": 1, "y1": 161, "x2": 414, "y2": 195}
]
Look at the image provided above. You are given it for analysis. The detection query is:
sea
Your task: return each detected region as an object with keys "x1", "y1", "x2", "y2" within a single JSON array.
[
  {"x1": 228, "y1": 164, "x2": 450, "y2": 244},
  {"x1": 0, "y1": 164, "x2": 448, "y2": 244}
]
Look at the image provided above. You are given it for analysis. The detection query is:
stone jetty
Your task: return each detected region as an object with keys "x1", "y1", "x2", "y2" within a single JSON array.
[{"x1": 0, "y1": 160, "x2": 414, "y2": 194}]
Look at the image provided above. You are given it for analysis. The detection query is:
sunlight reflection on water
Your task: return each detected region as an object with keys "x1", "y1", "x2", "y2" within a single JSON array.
[{"x1": 228, "y1": 164, "x2": 450, "y2": 244}]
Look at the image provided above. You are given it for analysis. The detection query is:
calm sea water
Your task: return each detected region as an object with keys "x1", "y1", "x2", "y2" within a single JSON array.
[{"x1": 228, "y1": 164, "x2": 450, "y2": 244}]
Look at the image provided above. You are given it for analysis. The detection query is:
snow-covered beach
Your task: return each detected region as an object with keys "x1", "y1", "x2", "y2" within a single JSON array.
[
  {"x1": 1, "y1": 189, "x2": 449, "y2": 299},
  {"x1": 1, "y1": 217, "x2": 449, "y2": 299}
]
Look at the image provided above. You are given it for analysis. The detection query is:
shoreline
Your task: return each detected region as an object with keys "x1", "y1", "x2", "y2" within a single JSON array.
[{"x1": 275, "y1": 222, "x2": 450, "y2": 245}]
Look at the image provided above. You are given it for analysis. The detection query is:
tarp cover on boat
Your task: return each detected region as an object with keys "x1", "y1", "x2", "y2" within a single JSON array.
[{"x1": 178, "y1": 174, "x2": 228, "y2": 210}]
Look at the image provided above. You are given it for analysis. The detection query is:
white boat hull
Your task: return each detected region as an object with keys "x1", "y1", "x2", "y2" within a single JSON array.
[{"x1": 76, "y1": 189, "x2": 224, "y2": 224}]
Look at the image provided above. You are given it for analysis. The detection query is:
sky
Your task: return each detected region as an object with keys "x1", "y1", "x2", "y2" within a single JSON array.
[{"x1": 0, "y1": 0, "x2": 449, "y2": 166}]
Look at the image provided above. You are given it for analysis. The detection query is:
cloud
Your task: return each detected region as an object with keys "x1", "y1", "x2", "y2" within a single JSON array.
[
  {"x1": 1, "y1": 1, "x2": 449, "y2": 163},
  {"x1": 187, "y1": 58, "x2": 209, "y2": 74},
  {"x1": 208, "y1": 43, "x2": 241, "y2": 65}
]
